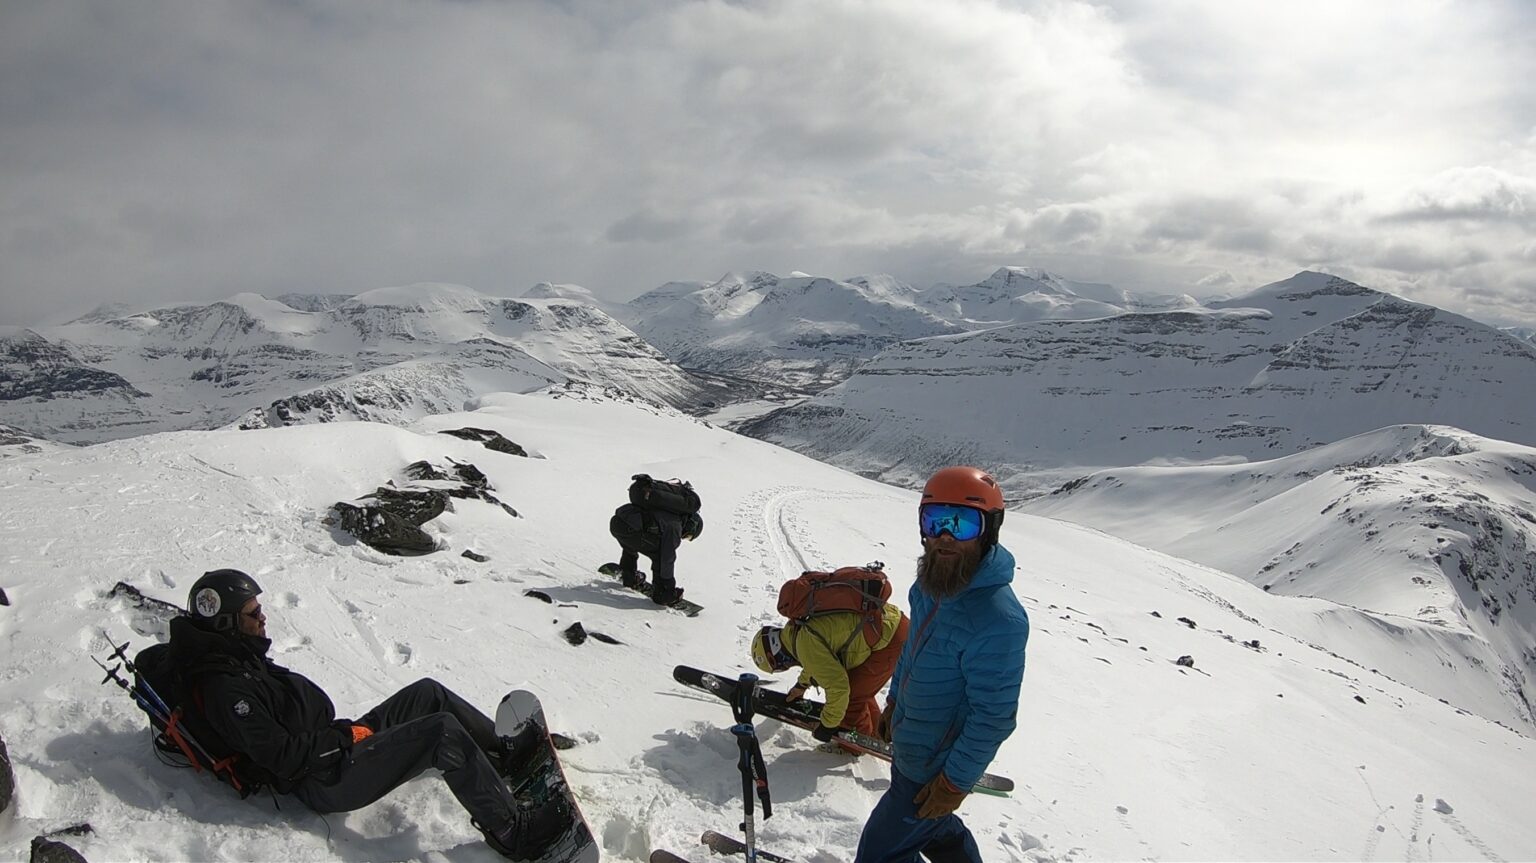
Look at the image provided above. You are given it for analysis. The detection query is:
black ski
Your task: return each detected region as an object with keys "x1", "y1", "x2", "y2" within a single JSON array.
[{"x1": 650, "y1": 851, "x2": 692, "y2": 863}]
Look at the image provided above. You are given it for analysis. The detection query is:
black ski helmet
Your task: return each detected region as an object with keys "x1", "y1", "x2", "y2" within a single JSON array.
[{"x1": 187, "y1": 568, "x2": 262, "y2": 632}]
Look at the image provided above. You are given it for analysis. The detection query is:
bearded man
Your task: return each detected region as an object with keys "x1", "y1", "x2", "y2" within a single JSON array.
[{"x1": 854, "y1": 466, "x2": 1031, "y2": 863}]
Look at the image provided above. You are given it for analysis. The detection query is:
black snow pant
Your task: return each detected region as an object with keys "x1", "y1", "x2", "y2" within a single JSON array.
[{"x1": 291, "y1": 678, "x2": 517, "y2": 834}]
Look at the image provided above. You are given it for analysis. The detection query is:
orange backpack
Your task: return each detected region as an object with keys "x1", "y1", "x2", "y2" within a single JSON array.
[{"x1": 776, "y1": 563, "x2": 892, "y2": 651}]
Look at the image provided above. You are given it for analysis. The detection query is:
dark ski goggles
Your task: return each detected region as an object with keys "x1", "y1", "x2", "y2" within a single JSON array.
[{"x1": 919, "y1": 502, "x2": 986, "y2": 542}]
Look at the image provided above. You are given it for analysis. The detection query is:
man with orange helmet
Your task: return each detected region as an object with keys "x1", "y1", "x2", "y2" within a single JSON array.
[{"x1": 854, "y1": 466, "x2": 1030, "y2": 863}]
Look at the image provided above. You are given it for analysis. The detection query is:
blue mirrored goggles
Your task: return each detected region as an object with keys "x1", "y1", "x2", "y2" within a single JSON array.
[{"x1": 919, "y1": 503, "x2": 986, "y2": 541}]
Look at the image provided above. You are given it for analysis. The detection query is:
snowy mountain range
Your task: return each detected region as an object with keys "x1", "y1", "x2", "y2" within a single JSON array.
[
  {"x1": 740, "y1": 272, "x2": 1536, "y2": 495},
  {"x1": 0, "y1": 285, "x2": 714, "y2": 445},
  {"x1": 621, "y1": 267, "x2": 1195, "y2": 391},
  {"x1": 2, "y1": 392, "x2": 1533, "y2": 862}
]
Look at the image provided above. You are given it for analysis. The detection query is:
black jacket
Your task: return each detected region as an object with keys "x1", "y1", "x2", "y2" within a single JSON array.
[{"x1": 167, "y1": 616, "x2": 350, "y2": 792}]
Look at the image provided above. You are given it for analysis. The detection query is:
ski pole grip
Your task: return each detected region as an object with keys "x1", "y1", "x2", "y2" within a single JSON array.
[{"x1": 733, "y1": 673, "x2": 759, "y2": 724}]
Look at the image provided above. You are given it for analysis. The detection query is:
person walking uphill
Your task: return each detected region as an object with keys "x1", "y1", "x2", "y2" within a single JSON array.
[
  {"x1": 854, "y1": 467, "x2": 1030, "y2": 863},
  {"x1": 167, "y1": 569, "x2": 568, "y2": 861},
  {"x1": 604, "y1": 473, "x2": 703, "y2": 607}
]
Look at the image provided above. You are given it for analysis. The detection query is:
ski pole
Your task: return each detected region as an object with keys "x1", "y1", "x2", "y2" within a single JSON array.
[{"x1": 732, "y1": 723, "x2": 767, "y2": 863}]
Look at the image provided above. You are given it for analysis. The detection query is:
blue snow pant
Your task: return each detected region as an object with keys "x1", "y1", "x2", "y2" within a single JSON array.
[{"x1": 853, "y1": 765, "x2": 983, "y2": 862}]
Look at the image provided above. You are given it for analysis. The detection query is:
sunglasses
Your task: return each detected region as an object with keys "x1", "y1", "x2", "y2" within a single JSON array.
[
  {"x1": 242, "y1": 606, "x2": 265, "y2": 621},
  {"x1": 919, "y1": 503, "x2": 986, "y2": 542}
]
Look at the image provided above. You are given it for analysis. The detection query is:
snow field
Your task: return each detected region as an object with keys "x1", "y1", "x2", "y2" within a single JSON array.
[{"x1": 0, "y1": 392, "x2": 1533, "y2": 861}]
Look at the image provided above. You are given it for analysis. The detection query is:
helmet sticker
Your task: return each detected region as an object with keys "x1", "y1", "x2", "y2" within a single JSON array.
[{"x1": 194, "y1": 587, "x2": 222, "y2": 618}]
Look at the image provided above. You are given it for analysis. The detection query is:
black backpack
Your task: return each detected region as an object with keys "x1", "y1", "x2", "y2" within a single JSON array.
[
  {"x1": 628, "y1": 474, "x2": 701, "y2": 516},
  {"x1": 132, "y1": 642, "x2": 267, "y2": 798}
]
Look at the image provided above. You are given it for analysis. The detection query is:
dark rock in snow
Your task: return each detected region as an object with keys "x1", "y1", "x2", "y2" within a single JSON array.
[
  {"x1": 330, "y1": 502, "x2": 436, "y2": 556},
  {"x1": 449, "y1": 460, "x2": 489, "y2": 490},
  {"x1": 108, "y1": 582, "x2": 183, "y2": 618},
  {"x1": 562, "y1": 622, "x2": 588, "y2": 646},
  {"x1": 404, "y1": 460, "x2": 452, "y2": 482},
  {"x1": 1354, "y1": 695, "x2": 1367, "y2": 704},
  {"x1": 30, "y1": 836, "x2": 89, "y2": 863},
  {"x1": 1176, "y1": 616, "x2": 1197, "y2": 629},
  {"x1": 461, "y1": 549, "x2": 490, "y2": 562},
  {"x1": 1175, "y1": 655, "x2": 1195, "y2": 668},
  {"x1": 362, "y1": 486, "x2": 450, "y2": 526},
  {"x1": 0, "y1": 586, "x2": 9, "y2": 606},
  {"x1": 439, "y1": 427, "x2": 529, "y2": 457},
  {"x1": 590, "y1": 631, "x2": 622, "y2": 645},
  {"x1": 0, "y1": 733, "x2": 13, "y2": 814},
  {"x1": 524, "y1": 590, "x2": 554, "y2": 604}
]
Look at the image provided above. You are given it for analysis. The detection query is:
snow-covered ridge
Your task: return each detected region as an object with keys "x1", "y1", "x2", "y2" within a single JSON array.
[
  {"x1": 0, "y1": 285, "x2": 709, "y2": 445},
  {"x1": 1024, "y1": 424, "x2": 1536, "y2": 731},
  {"x1": 740, "y1": 272, "x2": 1536, "y2": 495}
]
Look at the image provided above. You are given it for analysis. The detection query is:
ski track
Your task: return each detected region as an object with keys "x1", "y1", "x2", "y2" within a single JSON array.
[
  {"x1": 1434, "y1": 803, "x2": 1505, "y2": 863},
  {"x1": 1405, "y1": 794, "x2": 1426, "y2": 862}
]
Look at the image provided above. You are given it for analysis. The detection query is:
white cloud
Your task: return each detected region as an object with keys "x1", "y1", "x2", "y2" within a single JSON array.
[{"x1": 1, "y1": 0, "x2": 1534, "y2": 327}]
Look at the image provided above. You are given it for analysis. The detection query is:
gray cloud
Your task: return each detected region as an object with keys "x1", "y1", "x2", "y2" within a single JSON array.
[{"x1": 2, "y1": 0, "x2": 1535, "y2": 328}]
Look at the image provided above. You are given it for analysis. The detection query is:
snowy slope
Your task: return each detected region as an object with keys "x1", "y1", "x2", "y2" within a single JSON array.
[
  {"x1": 1023, "y1": 424, "x2": 1536, "y2": 731},
  {"x1": 0, "y1": 285, "x2": 707, "y2": 444},
  {"x1": 741, "y1": 273, "x2": 1536, "y2": 496},
  {"x1": 2, "y1": 393, "x2": 1534, "y2": 862}
]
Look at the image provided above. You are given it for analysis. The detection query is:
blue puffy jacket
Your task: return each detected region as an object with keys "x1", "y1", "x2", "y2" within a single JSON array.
[{"x1": 888, "y1": 543, "x2": 1029, "y2": 789}]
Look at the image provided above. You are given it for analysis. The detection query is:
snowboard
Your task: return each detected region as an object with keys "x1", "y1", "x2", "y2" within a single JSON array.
[
  {"x1": 494, "y1": 691, "x2": 601, "y2": 863},
  {"x1": 649, "y1": 852, "x2": 691, "y2": 863},
  {"x1": 597, "y1": 563, "x2": 704, "y2": 616},
  {"x1": 672, "y1": 665, "x2": 1013, "y2": 796}
]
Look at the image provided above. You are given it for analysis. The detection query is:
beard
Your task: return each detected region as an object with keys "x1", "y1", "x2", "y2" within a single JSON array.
[{"x1": 916, "y1": 540, "x2": 985, "y2": 599}]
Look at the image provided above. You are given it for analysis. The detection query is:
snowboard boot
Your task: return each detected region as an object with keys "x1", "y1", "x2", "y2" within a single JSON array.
[
  {"x1": 650, "y1": 585, "x2": 684, "y2": 607},
  {"x1": 620, "y1": 570, "x2": 646, "y2": 589},
  {"x1": 494, "y1": 722, "x2": 548, "y2": 792},
  {"x1": 479, "y1": 796, "x2": 571, "y2": 861}
]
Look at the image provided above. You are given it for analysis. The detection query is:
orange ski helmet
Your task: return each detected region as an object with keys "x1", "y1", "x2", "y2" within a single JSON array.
[{"x1": 921, "y1": 466, "x2": 1005, "y2": 512}]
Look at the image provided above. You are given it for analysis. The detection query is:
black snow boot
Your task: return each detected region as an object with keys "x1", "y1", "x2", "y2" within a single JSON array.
[
  {"x1": 493, "y1": 722, "x2": 548, "y2": 791},
  {"x1": 650, "y1": 585, "x2": 684, "y2": 606},
  {"x1": 481, "y1": 797, "x2": 571, "y2": 860}
]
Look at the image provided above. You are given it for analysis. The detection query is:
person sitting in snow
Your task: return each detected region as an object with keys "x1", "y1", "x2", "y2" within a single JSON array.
[
  {"x1": 166, "y1": 568, "x2": 567, "y2": 861},
  {"x1": 854, "y1": 466, "x2": 1030, "y2": 863},
  {"x1": 749, "y1": 600, "x2": 909, "y2": 750},
  {"x1": 602, "y1": 474, "x2": 703, "y2": 607}
]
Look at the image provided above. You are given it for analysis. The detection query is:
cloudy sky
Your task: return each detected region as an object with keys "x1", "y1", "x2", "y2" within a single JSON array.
[{"x1": 3, "y1": 0, "x2": 1535, "y2": 328}]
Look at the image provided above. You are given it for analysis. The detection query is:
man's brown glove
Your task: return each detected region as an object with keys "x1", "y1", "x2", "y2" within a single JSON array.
[
  {"x1": 876, "y1": 699, "x2": 895, "y2": 743},
  {"x1": 913, "y1": 773, "x2": 968, "y2": 819},
  {"x1": 785, "y1": 684, "x2": 808, "y2": 703}
]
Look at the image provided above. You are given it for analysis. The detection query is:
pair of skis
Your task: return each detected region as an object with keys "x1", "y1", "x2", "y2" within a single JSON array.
[{"x1": 672, "y1": 665, "x2": 1015, "y2": 796}]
